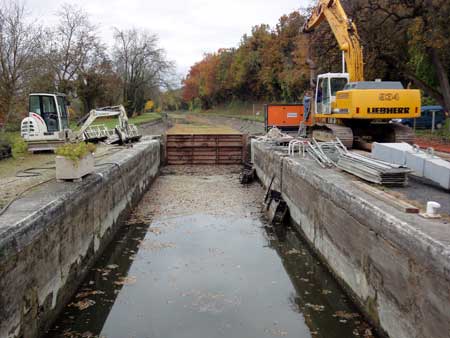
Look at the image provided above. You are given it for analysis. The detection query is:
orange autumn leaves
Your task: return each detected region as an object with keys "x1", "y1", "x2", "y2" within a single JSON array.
[{"x1": 183, "y1": 12, "x2": 310, "y2": 109}]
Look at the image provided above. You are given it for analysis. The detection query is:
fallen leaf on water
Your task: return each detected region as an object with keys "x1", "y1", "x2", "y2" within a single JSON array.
[
  {"x1": 363, "y1": 328, "x2": 374, "y2": 337},
  {"x1": 286, "y1": 248, "x2": 300, "y2": 255},
  {"x1": 149, "y1": 227, "x2": 162, "y2": 235},
  {"x1": 114, "y1": 276, "x2": 137, "y2": 285},
  {"x1": 334, "y1": 311, "x2": 360, "y2": 319},
  {"x1": 69, "y1": 299, "x2": 96, "y2": 310},
  {"x1": 264, "y1": 328, "x2": 288, "y2": 336},
  {"x1": 305, "y1": 303, "x2": 325, "y2": 312},
  {"x1": 106, "y1": 264, "x2": 119, "y2": 270},
  {"x1": 94, "y1": 268, "x2": 111, "y2": 276},
  {"x1": 76, "y1": 290, "x2": 105, "y2": 298}
]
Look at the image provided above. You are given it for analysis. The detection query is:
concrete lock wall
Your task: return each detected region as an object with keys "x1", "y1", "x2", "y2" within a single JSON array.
[
  {"x1": 252, "y1": 140, "x2": 450, "y2": 338},
  {"x1": 0, "y1": 138, "x2": 160, "y2": 338}
]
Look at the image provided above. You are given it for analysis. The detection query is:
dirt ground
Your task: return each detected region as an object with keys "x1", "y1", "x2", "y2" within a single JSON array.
[{"x1": 414, "y1": 137, "x2": 450, "y2": 154}]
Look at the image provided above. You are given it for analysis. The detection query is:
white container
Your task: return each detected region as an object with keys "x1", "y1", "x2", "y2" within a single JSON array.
[
  {"x1": 426, "y1": 201, "x2": 441, "y2": 217},
  {"x1": 56, "y1": 153, "x2": 95, "y2": 181}
]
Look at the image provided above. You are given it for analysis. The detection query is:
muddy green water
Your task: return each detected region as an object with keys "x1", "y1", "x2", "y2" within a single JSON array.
[{"x1": 47, "y1": 166, "x2": 376, "y2": 338}]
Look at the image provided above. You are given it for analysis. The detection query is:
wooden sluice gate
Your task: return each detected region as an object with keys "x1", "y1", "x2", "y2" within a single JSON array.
[{"x1": 165, "y1": 133, "x2": 246, "y2": 165}]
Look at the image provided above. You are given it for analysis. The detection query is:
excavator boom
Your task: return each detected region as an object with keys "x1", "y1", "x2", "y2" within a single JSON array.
[
  {"x1": 76, "y1": 105, "x2": 141, "y2": 144},
  {"x1": 303, "y1": 0, "x2": 364, "y2": 82}
]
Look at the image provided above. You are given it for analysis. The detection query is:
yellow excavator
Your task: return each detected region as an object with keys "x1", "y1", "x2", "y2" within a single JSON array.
[{"x1": 302, "y1": 0, "x2": 421, "y2": 148}]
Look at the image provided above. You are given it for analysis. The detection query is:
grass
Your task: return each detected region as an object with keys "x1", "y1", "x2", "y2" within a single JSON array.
[
  {"x1": 192, "y1": 102, "x2": 265, "y2": 123},
  {"x1": 1, "y1": 131, "x2": 28, "y2": 158},
  {"x1": 414, "y1": 119, "x2": 450, "y2": 142},
  {"x1": 166, "y1": 113, "x2": 240, "y2": 134},
  {"x1": 71, "y1": 112, "x2": 162, "y2": 130}
]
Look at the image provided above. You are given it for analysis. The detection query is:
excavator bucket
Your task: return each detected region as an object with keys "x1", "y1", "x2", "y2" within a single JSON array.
[{"x1": 83, "y1": 125, "x2": 110, "y2": 143}]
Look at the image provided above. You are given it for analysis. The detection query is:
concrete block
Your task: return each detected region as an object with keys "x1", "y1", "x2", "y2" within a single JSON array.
[
  {"x1": 372, "y1": 142, "x2": 413, "y2": 165},
  {"x1": 424, "y1": 158, "x2": 450, "y2": 190},
  {"x1": 405, "y1": 151, "x2": 428, "y2": 177},
  {"x1": 55, "y1": 154, "x2": 95, "y2": 181}
]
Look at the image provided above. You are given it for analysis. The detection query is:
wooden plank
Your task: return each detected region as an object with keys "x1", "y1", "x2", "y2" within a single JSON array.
[{"x1": 353, "y1": 181, "x2": 420, "y2": 214}]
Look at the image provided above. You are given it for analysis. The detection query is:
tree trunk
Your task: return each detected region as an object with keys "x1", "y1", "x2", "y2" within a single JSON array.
[{"x1": 429, "y1": 48, "x2": 450, "y2": 130}]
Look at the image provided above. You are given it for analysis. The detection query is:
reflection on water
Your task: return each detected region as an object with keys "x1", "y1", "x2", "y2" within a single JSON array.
[{"x1": 47, "y1": 166, "x2": 375, "y2": 338}]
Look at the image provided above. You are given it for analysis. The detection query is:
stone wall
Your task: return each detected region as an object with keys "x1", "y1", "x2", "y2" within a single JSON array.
[
  {"x1": 252, "y1": 140, "x2": 450, "y2": 338},
  {"x1": 0, "y1": 138, "x2": 160, "y2": 338}
]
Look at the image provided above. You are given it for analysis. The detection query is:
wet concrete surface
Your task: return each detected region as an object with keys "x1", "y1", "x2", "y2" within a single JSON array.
[{"x1": 47, "y1": 166, "x2": 376, "y2": 338}]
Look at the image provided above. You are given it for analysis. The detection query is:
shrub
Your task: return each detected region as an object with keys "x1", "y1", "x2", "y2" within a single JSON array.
[{"x1": 56, "y1": 142, "x2": 96, "y2": 162}]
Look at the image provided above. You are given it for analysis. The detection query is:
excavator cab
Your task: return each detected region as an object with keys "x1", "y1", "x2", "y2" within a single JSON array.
[
  {"x1": 21, "y1": 93, "x2": 71, "y2": 152},
  {"x1": 315, "y1": 73, "x2": 349, "y2": 115},
  {"x1": 28, "y1": 94, "x2": 69, "y2": 132}
]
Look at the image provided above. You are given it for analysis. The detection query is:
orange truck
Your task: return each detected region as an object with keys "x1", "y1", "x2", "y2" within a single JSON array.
[{"x1": 264, "y1": 104, "x2": 312, "y2": 132}]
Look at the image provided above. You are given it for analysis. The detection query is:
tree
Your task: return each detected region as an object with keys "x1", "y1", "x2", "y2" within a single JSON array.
[
  {"x1": 160, "y1": 89, "x2": 186, "y2": 111},
  {"x1": 113, "y1": 28, "x2": 174, "y2": 116},
  {"x1": 182, "y1": 12, "x2": 310, "y2": 108},
  {"x1": 46, "y1": 4, "x2": 101, "y2": 93},
  {"x1": 0, "y1": 2, "x2": 42, "y2": 129},
  {"x1": 76, "y1": 59, "x2": 122, "y2": 115}
]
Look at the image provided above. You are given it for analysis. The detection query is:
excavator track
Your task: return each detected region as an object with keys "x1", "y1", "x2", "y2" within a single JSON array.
[
  {"x1": 352, "y1": 122, "x2": 415, "y2": 145},
  {"x1": 387, "y1": 122, "x2": 415, "y2": 144},
  {"x1": 310, "y1": 124, "x2": 354, "y2": 148},
  {"x1": 309, "y1": 122, "x2": 414, "y2": 150}
]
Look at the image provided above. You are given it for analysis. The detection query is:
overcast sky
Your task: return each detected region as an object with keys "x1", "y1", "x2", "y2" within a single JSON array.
[{"x1": 25, "y1": 0, "x2": 310, "y2": 81}]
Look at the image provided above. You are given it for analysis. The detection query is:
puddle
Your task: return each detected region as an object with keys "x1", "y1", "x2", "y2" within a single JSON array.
[{"x1": 47, "y1": 166, "x2": 376, "y2": 338}]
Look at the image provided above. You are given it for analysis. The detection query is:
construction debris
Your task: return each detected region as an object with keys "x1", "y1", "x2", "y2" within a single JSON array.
[
  {"x1": 288, "y1": 138, "x2": 347, "y2": 168},
  {"x1": 265, "y1": 190, "x2": 288, "y2": 225},
  {"x1": 258, "y1": 127, "x2": 294, "y2": 145},
  {"x1": 288, "y1": 138, "x2": 411, "y2": 186},
  {"x1": 337, "y1": 152, "x2": 411, "y2": 186},
  {"x1": 240, "y1": 162, "x2": 256, "y2": 184}
]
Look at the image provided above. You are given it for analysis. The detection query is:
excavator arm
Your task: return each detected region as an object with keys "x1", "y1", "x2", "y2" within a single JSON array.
[
  {"x1": 303, "y1": 0, "x2": 364, "y2": 82},
  {"x1": 77, "y1": 105, "x2": 129, "y2": 139},
  {"x1": 75, "y1": 105, "x2": 141, "y2": 144}
]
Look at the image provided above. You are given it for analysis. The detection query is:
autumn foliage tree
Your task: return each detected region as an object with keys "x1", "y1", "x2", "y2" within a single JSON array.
[
  {"x1": 183, "y1": 12, "x2": 310, "y2": 109},
  {"x1": 184, "y1": 2, "x2": 450, "y2": 121}
]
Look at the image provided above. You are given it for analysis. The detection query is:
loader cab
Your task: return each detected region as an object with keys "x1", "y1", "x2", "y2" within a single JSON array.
[
  {"x1": 28, "y1": 93, "x2": 69, "y2": 133},
  {"x1": 315, "y1": 73, "x2": 349, "y2": 115}
]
